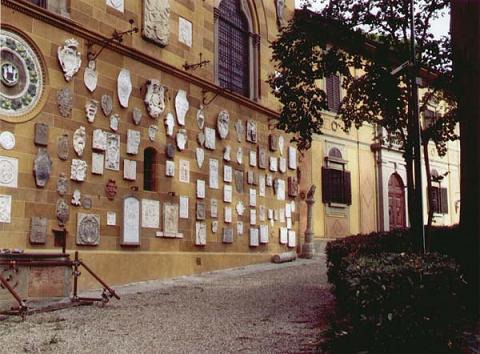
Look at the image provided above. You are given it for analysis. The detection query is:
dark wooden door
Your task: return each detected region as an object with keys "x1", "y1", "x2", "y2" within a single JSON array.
[{"x1": 388, "y1": 174, "x2": 406, "y2": 229}]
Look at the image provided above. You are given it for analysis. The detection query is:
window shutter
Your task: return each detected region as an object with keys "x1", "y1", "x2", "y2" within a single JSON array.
[
  {"x1": 343, "y1": 171, "x2": 352, "y2": 205},
  {"x1": 322, "y1": 167, "x2": 331, "y2": 203},
  {"x1": 326, "y1": 75, "x2": 340, "y2": 112},
  {"x1": 441, "y1": 188, "x2": 449, "y2": 214}
]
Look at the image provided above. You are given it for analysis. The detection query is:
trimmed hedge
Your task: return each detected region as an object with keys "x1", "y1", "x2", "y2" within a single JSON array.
[{"x1": 327, "y1": 252, "x2": 467, "y2": 353}]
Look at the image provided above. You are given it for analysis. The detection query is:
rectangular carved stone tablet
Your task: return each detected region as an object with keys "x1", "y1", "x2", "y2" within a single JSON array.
[{"x1": 30, "y1": 216, "x2": 48, "y2": 244}]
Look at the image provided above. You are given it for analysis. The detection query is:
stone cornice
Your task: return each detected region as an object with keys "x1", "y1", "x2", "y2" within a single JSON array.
[{"x1": 1, "y1": 0, "x2": 280, "y2": 119}]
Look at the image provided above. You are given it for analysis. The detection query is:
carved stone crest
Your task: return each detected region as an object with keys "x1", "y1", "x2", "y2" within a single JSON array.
[
  {"x1": 143, "y1": 0, "x2": 171, "y2": 47},
  {"x1": 57, "y1": 38, "x2": 81, "y2": 81},
  {"x1": 110, "y1": 114, "x2": 120, "y2": 131},
  {"x1": 71, "y1": 189, "x2": 81, "y2": 206},
  {"x1": 84, "y1": 60, "x2": 98, "y2": 92},
  {"x1": 34, "y1": 148, "x2": 52, "y2": 188},
  {"x1": 246, "y1": 120, "x2": 258, "y2": 143},
  {"x1": 70, "y1": 159, "x2": 87, "y2": 181},
  {"x1": 148, "y1": 125, "x2": 158, "y2": 141},
  {"x1": 56, "y1": 173, "x2": 68, "y2": 196},
  {"x1": 101, "y1": 94, "x2": 113, "y2": 116},
  {"x1": 236, "y1": 201, "x2": 245, "y2": 216},
  {"x1": 105, "y1": 133, "x2": 120, "y2": 171},
  {"x1": 197, "y1": 132, "x2": 205, "y2": 147},
  {"x1": 57, "y1": 134, "x2": 69, "y2": 160},
  {"x1": 117, "y1": 68, "x2": 132, "y2": 108},
  {"x1": 73, "y1": 126, "x2": 86, "y2": 157},
  {"x1": 217, "y1": 110, "x2": 230, "y2": 139},
  {"x1": 105, "y1": 179, "x2": 117, "y2": 200},
  {"x1": 224, "y1": 145, "x2": 231, "y2": 162},
  {"x1": 176, "y1": 129, "x2": 187, "y2": 151},
  {"x1": 175, "y1": 89, "x2": 189, "y2": 126},
  {"x1": 77, "y1": 213, "x2": 100, "y2": 246},
  {"x1": 196, "y1": 105, "x2": 205, "y2": 129},
  {"x1": 57, "y1": 88, "x2": 73, "y2": 118},
  {"x1": 30, "y1": 216, "x2": 48, "y2": 244},
  {"x1": 144, "y1": 79, "x2": 165, "y2": 118},
  {"x1": 196, "y1": 148, "x2": 204, "y2": 168},
  {"x1": 133, "y1": 107, "x2": 142, "y2": 125},
  {"x1": 85, "y1": 99, "x2": 98, "y2": 123},
  {"x1": 165, "y1": 112, "x2": 175, "y2": 136},
  {"x1": 235, "y1": 119, "x2": 244, "y2": 143},
  {"x1": 236, "y1": 147, "x2": 243, "y2": 164},
  {"x1": 56, "y1": 198, "x2": 69, "y2": 226}
]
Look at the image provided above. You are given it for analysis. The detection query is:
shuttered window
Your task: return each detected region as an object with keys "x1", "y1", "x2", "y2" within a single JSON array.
[
  {"x1": 431, "y1": 186, "x2": 448, "y2": 214},
  {"x1": 217, "y1": 0, "x2": 250, "y2": 97},
  {"x1": 322, "y1": 167, "x2": 352, "y2": 205},
  {"x1": 326, "y1": 75, "x2": 341, "y2": 113}
]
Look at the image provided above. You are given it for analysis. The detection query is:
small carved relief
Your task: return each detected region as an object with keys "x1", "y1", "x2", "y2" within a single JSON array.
[
  {"x1": 212, "y1": 220, "x2": 218, "y2": 233},
  {"x1": 110, "y1": 114, "x2": 120, "y2": 132},
  {"x1": 178, "y1": 17, "x2": 192, "y2": 47},
  {"x1": 195, "y1": 221, "x2": 207, "y2": 246},
  {"x1": 76, "y1": 213, "x2": 100, "y2": 246},
  {"x1": 0, "y1": 156, "x2": 17, "y2": 188},
  {"x1": 101, "y1": 94, "x2": 113, "y2": 116},
  {"x1": 197, "y1": 131, "x2": 205, "y2": 147},
  {"x1": 91, "y1": 152, "x2": 104, "y2": 175},
  {"x1": 209, "y1": 158, "x2": 219, "y2": 189},
  {"x1": 81, "y1": 196, "x2": 92, "y2": 209},
  {"x1": 117, "y1": 68, "x2": 132, "y2": 108},
  {"x1": 105, "y1": 179, "x2": 117, "y2": 200},
  {"x1": 175, "y1": 90, "x2": 189, "y2": 126},
  {"x1": 34, "y1": 148, "x2": 52, "y2": 188},
  {"x1": 132, "y1": 107, "x2": 143, "y2": 125},
  {"x1": 269, "y1": 134, "x2": 278, "y2": 151},
  {"x1": 217, "y1": 110, "x2": 230, "y2": 139},
  {"x1": 56, "y1": 198, "x2": 69, "y2": 226},
  {"x1": 145, "y1": 79, "x2": 165, "y2": 118},
  {"x1": 196, "y1": 147, "x2": 204, "y2": 168},
  {"x1": 196, "y1": 105, "x2": 205, "y2": 129},
  {"x1": 85, "y1": 99, "x2": 98, "y2": 123},
  {"x1": 224, "y1": 165, "x2": 232, "y2": 183},
  {"x1": 288, "y1": 176, "x2": 299, "y2": 197},
  {"x1": 105, "y1": 133, "x2": 120, "y2": 171},
  {"x1": 176, "y1": 129, "x2": 187, "y2": 151},
  {"x1": 56, "y1": 173, "x2": 68, "y2": 196},
  {"x1": 196, "y1": 200, "x2": 206, "y2": 220},
  {"x1": 123, "y1": 159, "x2": 137, "y2": 181},
  {"x1": 236, "y1": 147, "x2": 243, "y2": 164},
  {"x1": 235, "y1": 119, "x2": 244, "y2": 143},
  {"x1": 71, "y1": 189, "x2": 81, "y2": 206},
  {"x1": 258, "y1": 146, "x2": 267, "y2": 169},
  {"x1": 57, "y1": 88, "x2": 73, "y2": 118},
  {"x1": 234, "y1": 170, "x2": 244, "y2": 193},
  {"x1": 165, "y1": 160, "x2": 175, "y2": 176},
  {"x1": 246, "y1": 120, "x2": 257, "y2": 143},
  {"x1": 127, "y1": 129, "x2": 141, "y2": 155},
  {"x1": 165, "y1": 112, "x2": 175, "y2": 136},
  {"x1": 70, "y1": 159, "x2": 87, "y2": 181},
  {"x1": 34, "y1": 122, "x2": 48, "y2": 146},
  {"x1": 163, "y1": 203, "x2": 179, "y2": 236},
  {"x1": 205, "y1": 127, "x2": 216, "y2": 150},
  {"x1": 107, "y1": 0, "x2": 124, "y2": 12},
  {"x1": 73, "y1": 126, "x2": 86, "y2": 157},
  {"x1": 57, "y1": 134, "x2": 69, "y2": 160},
  {"x1": 57, "y1": 38, "x2": 81, "y2": 82},
  {"x1": 30, "y1": 216, "x2": 48, "y2": 244},
  {"x1": 143, "y1": 0, "x2": 171, "y2": 47},
  {"x1": 223, "y1": 145, "x2": 231, "y2": 162},
  {"x1": 84, "y1": 60, "x2": 97, "y2": 92},
  {"x1": 92, "y1": 129, "x2": 107, "y2": 151},
  {"x1": 210, "y1": 199, "x2": 218, "y2": 218},
  {"x1": 236, "y1": 201, "x2": 245, "y2": 216},
  {"x1": 148, "y1": 125, "x2": 158, "y2": 141}
]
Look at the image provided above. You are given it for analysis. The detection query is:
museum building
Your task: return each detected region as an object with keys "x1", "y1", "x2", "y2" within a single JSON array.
[{"x1": 0, "y1": 0, "x2": 460, "y2": 294}]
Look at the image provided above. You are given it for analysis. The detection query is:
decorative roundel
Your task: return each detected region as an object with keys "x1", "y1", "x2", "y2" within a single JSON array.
[{"x1": 0, "y1": 27, "x2": 47, "y2": 122}]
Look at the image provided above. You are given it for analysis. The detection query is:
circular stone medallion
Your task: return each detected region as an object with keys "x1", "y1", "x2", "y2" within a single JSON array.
[
  {"x1": 0, "y1": 27, "x2": 47, "y2": 122},
  {"x1": 0, "y1": 131, "x2": 15, "y2": 150}
]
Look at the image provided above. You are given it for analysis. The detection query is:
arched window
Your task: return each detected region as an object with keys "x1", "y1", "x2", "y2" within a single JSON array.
[
  {"x1": 215, "y1": 0, "x2": 259, "y2": 99},
  {"x1": 144, "y1": 147, "x2": 157, "y2": 191}
]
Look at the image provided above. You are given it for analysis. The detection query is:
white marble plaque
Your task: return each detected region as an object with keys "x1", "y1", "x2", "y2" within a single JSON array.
[
  {"x1": 249, "y1": 150, "x2": 257, "y2": 167},
  {"x1": 142, "y1": 199, "x2": 160, "y2": 228},
  {"x1": 178, "y1": 17, "x2": 192, "y2": 47},
  {"x1": 127, "y1": 130, "x2": 141, "y2": 155},
  {"x1": 259, "y1": 205, "x2": 266, "y2": 222},
  {"x1": 209, "y1": 159, "x2": 219, "y2": 189},
  {"x1": 268, "y1": 209, "x2": 274, "y2": 220},
  {"x1": 249, "y1": 188, "x2": 256, "y2": 207},
  {"x1": 224, "y1": 184, "x2": 233, "y2": 203},
  {"x1": 291, "y1": 201, "x2": 296, "y2": 212},
  {"x1": 179, "y1": 196, "x2": 189, "y2": 219},
  {"x1": 279, "y1": 157, "x2": 287, "y2": 173},
  {"x1": 107, "y1": 211, "x2": 116, "y2": 226},
  {"x1": 250, "y1": 208, "x2": 256, "y2": 225},
  {"x1": 288, "y1": 146, "x2": 297, "y2": 170},
  {"x1": 275, "y1": 179, "x2": 286, "y2": 200},
  {"x1": 269, "y1": 156, "x2": 278, "y2": 172},
  {"x1": 163, "y1": 203, "x2": 179, "y2": 237},
  {"x1": 259, "y1": 224, "x2": 269, "y2": 244},
  {"x1": 287, "y1": 217, "x2": 292, "y2": 229},
  {"x1": 123, "y1": 159, "x2": 137, "y2": 181},
  {"x1": 143, "y1": 0, "x2": 170, "y2": 46},
  {"x1": 224, "y1": 165, "x2": 233, "y2": 183},
  {"x1": 123, "y1": 196, "x2": 140, "y2": 245},
  {"x1": 196, "y1": 148, "x2": 205, "y2": 168},
  {"x1": 237, "y1": 221, "x2": 244, "y2": 236},
  {"x1": 288, "y1": 230, "x2": 296, "y2": 247},
  {"x1": 279, "y1": 136, "x2": 285, "y2": 156},
  {"x1": 210, "y1": 199, "x2": 218, "y2": 218},
  {"x1": 105, "y1": 133, "x2": 120, "y2": 171},
  {"x1": 175, "y1": 90, "x2": 189, "y2": 126},
  {"x1": 91, "y1": 152, "x2": 104, "y2": 175},
  {"x1": 204, "y1": 127, "x2": 216, "y2": 150},
  {"x1": 179, "y1": 160, "x2": 190, "y2": 183},
  {"x1": 280, "y1": 227, "x2": 288, "y2": 244},
  {"x1": 259, "y1": 174, "x2": 265, "y2": 197},
  {"x1": 117, "y1": 69, "x2": 132, "y2": 108},
  {"x1": 285, "y1": 204, "x2": 292, "y2": 218},
  {"x1": 266, "y1": 174, "x2": 273, "y2": 187},
  {"x1": 279, "y1": 208, "x2": 286, "y2": 223},
  {"x1": 71, "y1": 159, "x2": 87, "y2": 181},
  {"x1": 195, "y1": 222, "x2": 207, "y2": 246},
  {"x1": 166, "y1": 160, "x2": 175, "y2": 177},
  {"x1": 197, "y1": 180, "x2": 206, "y2": 199},
  {"x1": 224, "y1": 206, "x2": 232, "y2": 223},
  {"x1": 0, "y1": 156, "x2": 18, "y2": 188},
  {"x1": 212, "y1": 220, "x2": 218, "y2": 233},
  {"x1": 93, "y1": 129, "x2": 107, "y2": 151},
  {"x1": 0, "y1": 194, "x2": 12, "y2": 223},
  {"x1": 107, "y1": 0, "x2": 124, "y2": 12},
  {"x1": 249, "y1": 227, "x2": 259, "y2": 246}
]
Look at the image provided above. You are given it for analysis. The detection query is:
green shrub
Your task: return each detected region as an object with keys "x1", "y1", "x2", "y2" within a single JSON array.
[{"x1": 328, "y1": 252, "x2": 467, "y2": 353}]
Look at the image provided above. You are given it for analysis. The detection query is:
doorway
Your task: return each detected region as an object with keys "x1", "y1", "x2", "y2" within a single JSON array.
[{"x1": 388, "y1": 173, "x2": 406, "y2": 229}]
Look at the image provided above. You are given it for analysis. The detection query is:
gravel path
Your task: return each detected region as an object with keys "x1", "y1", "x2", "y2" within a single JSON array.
[{"x1": 0, "y1": 252, "x2": 334, "y2": 354}]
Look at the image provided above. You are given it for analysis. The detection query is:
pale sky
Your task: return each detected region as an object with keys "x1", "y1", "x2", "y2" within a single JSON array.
[{"x1": 294, "y1": 0, "x2": 450, "y2": 39}]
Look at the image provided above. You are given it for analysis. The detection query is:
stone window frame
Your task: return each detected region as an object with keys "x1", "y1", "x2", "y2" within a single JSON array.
[
  {"x1": 23, "y1": 0, "x2": 70, "y2": 18},
  {"x1": 322, "y1": 146, "x2": 352, "y2": 207},
  {"x1": 213, "y1": 0, "x2": 260, "y2": 101}
]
